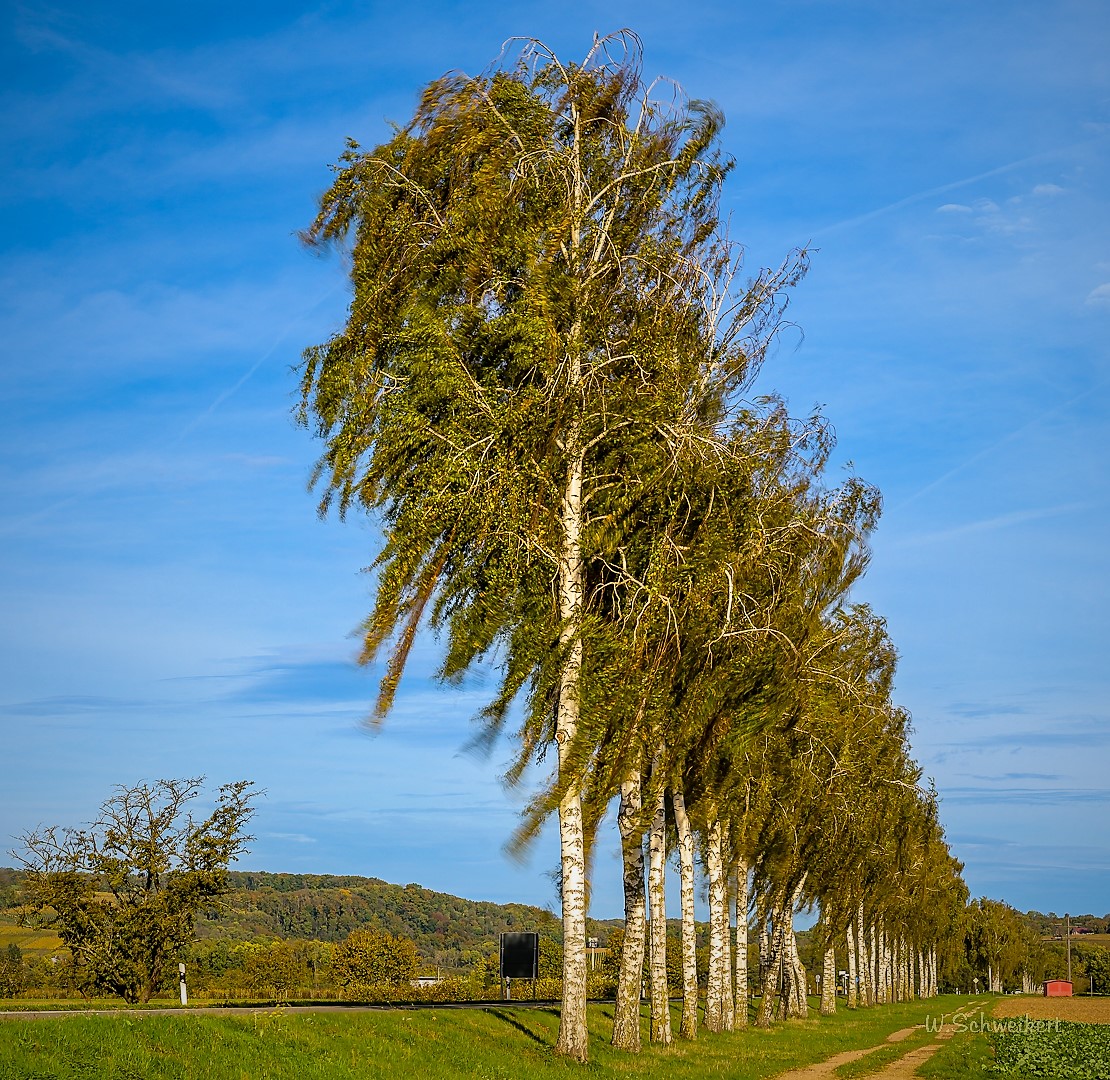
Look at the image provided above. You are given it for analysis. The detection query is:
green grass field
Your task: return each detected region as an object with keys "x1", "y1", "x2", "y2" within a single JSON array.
[{"x1": 0, "y1": 996, "x2": 970, "y2": 1080}]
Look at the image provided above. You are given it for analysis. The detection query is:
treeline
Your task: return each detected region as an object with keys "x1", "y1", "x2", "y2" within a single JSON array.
[
  {"x1": 3, "y1": 864, "x2": 1106, "y2": 1002},
  {"x1": 949, "y1": 898, "x2": 1110, "y2": 994},
  {"x1": 293, "y1": 31, "x2": 982, "y2": 1062},
  {"x1": 0, "y1": 866, "x2": 572, "y2": 968},
  {"x1": 1022, "y1": 910, "x2": 1110, "y2": 937},
  {"x1": 198, "y1": 871, "x2": 567, "y2": 966}
]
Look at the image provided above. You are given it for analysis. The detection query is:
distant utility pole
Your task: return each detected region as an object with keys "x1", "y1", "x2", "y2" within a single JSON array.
[{"x1": 1066, "y1": 914, "x2": 1072, "y2": 984}]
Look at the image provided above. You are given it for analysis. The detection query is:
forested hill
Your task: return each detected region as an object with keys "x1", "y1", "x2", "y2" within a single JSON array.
[
  {"x1": 2, "y1": 866, "x2": 613, "y2": 965},
  {"x1": 197, "y1": 871, "x2": 568, "y2": 959}
]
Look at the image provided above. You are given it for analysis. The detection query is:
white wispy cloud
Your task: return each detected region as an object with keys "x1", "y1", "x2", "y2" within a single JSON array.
[
  {"x1": 1086, "y1": 283, "x2": 1110, "y2": 306},
  {"x1": 812, "y1": 138, "x2": 1102, "y2": 237}
]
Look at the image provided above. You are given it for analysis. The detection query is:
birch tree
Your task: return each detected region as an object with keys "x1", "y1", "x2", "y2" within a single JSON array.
[{"x1": 298, "y1": 32, "x2": 806, "y2": 1061}]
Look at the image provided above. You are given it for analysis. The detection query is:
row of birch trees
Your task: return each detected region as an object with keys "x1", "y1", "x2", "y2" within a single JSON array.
[{"x1": 298, "y1": 31, "x2": 965, "y2": 1062}]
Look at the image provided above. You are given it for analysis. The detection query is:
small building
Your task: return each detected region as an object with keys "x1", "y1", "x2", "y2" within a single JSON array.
[{"x1": 1043, "y1": 979, "x2": 1073, "y2": 997}]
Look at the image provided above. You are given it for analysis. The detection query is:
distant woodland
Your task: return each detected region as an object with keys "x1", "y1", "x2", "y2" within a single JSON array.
[
  {"x1": 2, "y1": 866, "x2": 1106, "y2": 1005},
  {"x1": 196, "y1": 871, "x2": 569, "y2": 962}
]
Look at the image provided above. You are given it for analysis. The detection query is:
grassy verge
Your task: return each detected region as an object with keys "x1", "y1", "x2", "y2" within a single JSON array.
[
  {"x1": 917, "y1": 1027, "x2": 996, "y2": 1080},
  {"x1": 0, "y1": 996, "x2": 965, "y2": 1080},
  {"x1": 832, "y1": 1023, "x2": 938, "y2": 1077}
]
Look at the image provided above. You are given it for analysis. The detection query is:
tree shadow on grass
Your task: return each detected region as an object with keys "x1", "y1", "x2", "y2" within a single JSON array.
[{"x1": 486, "y1": 1008, "x2": 559, "y2": 1047}]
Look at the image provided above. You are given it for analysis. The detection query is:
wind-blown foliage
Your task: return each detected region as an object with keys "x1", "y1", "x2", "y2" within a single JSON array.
[
  {"x1": 299, "y1": 30, "x2": 810, "y2": 1062},
  {"x1": 298, "y1": 29, "x2": 981, "y2": 1061}
]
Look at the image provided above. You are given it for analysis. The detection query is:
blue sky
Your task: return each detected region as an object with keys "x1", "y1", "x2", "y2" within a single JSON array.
[{"x1": 1, "y1": 0, "x2": 1108, "y2": 922}]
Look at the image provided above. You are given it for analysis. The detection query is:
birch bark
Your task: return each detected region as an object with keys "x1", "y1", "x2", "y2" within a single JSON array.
[
  {"x1": 553, "y1": 438, "x2": 589, "y2": 1063},
  {"x1": 858, "y1": 905, "x2": 873, "y2": 1007},
  {"x1": 756, "y1": 913, "x2": 785, "y2": 1028},
  {"x1": 647, "y1": 778, "x2": 672, "y2": 1045},
  {"x1": 671, "y1": 786, "x2": 699, "y2": 1039},
  {"x1": 846, "y1": 922, "x2": 858, "y2": 1007},
  {"x1": 733, "y1": 855, "x2": 749, "y2": 1028},
  {"x1": 783, "y1": 896, "x2": 808, "y2": 1019},
  {"x1": 821, "y1": 942, "x2": 837, "y2": 1015},
  {"x1": 704, "y1": 817, "x2": 733, "y2": 1031},
  {"x1": 611, "y1": 770, "x2": 645, "y2": 1051}
]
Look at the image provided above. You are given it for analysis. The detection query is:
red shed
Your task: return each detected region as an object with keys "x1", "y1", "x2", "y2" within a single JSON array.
[{"x1": 1043, "y1": 979, "x2": 1073, "y2": 997}]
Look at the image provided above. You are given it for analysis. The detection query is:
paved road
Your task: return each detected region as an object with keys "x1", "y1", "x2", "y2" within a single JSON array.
[{"x1": 0, "y1": 1000, "x2": 560, "y2": 1020}]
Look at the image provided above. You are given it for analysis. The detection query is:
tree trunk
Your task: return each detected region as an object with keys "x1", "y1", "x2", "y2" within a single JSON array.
[
  {"x1": 883, "y1": 925, "x2": 892, "y2": 1004},
  {"x1": 874, "y1": 922, "x2": 886, "y2": 1005},
  {"x1": 756, "y1": 911, "x2": 785, "y2": 1028},
  {"x1": 611, "y1": 770, "x2": 646, "y2": 1051},
  {"x1": 704, "y1": 817, "x2": 733, "y2": 1031},
  {"x1": 733, "y1": 854, "x2": 749, "y2": 1028},
  {"x1": 721, "y1": 822, "x2": 735, "y2": 1031},
  {"x1": 884, "y1": 929, "x2": 893, "y2": 1003},
  {"x1": 846, "y1": 922, "x2": 858, "y2": 1007},
  {"x1": 671, "y1": 786, "x2": 699, "y2": 1040},
  {"x1": 820, "y1": 937, "x2": 837, "y2": 1016},
  {"x1": 758, "y1": 919, "x2": 771, "y2": 1000},
  {"x1": 647, "y1": 777, "x2": 672, "y2": 1045},
  {"x1": 858, "y1": 905, "x2": 873, "y2": 1007},
  {"x1": 554, "y1": 444, "x2": 589, "y2": 1064},
  {"x1": 783, "y1": 890, "x2": 808, "y2": 1019}
]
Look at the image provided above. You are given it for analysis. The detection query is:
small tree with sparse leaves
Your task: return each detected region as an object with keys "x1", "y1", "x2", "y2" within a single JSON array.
[{"x1": 15, "y1": 777, "x2": 256, "y2": 1003}]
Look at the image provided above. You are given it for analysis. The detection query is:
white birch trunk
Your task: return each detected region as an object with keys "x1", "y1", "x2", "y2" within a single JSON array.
[
  {"x1": 704, "y1": 817, "x2": 732, "y2": 1031},
  {"x1": 784, "y1": 895, "x2": 808, "y2": 1019},
  {"x1": 670, "y1": 786, "x2": 698, "y2": 1040},
  {"x1": 611, "y1": 770, "x2": 645, "y2": 1051},
  {"x1": 647, "y1": 779, "x2": 672, "y2": 1045},
  {"x1": 721, "y1": 821, "x2": 735, "y2": 1031},
  {"x1": 758, "y1": 920, "x2": 771, "y2": 997},
  {"x1": 733, "y1": 855, "x2": 749, "y2": 1028},
  {"x1": 889, "y1": 937, "x2": 896, "y2": 1002},
  {"x1": 820, "y1": 940, "x2": 837, "y2": 1015},
  {"x1": 756, "y1": 911, "x2": 785, "y2": 1028},
  {"x1": 866, "y1": 921, "x2": 874, "y2": 1004},
  {"x1": 857, "y1": 905, "x2": 873, "y2": 1007},
  {"x1": 554, "y1": 443, "x2": 589, "y2": 1063},
  {"x1": 846, "y1": 922, "x2": 858, "y2": 1007},
  {"x1": 875, "y1": 923, "x2": 886, "y2": 1004}
]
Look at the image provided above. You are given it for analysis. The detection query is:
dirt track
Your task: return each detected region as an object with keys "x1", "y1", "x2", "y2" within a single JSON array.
[
  {"x1": 770, "y1": 1024, "x2": 955, "y2": 1080},
  {"x1": 774, "y1": 996, "x2": 1110, "y2": 1078}
]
